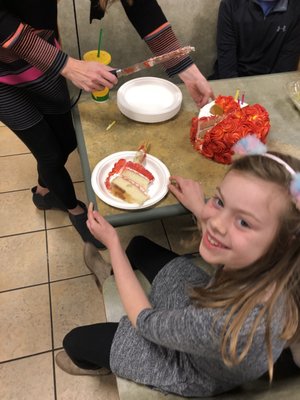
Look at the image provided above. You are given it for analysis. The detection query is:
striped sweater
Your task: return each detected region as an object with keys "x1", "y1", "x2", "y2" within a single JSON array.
[
  {"x1": 0, "y1": 0, "x2": 193, "y2": 86},
  {"x1": 0, "y1": 0, "x2": 67, "y2": 86}
]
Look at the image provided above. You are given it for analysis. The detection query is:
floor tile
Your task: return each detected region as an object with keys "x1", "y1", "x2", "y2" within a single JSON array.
[
  {"x1": 51, "y1": 275, "x2": 106, "y2": 348},
  {"x1": 47, "y1": 226, "x2": 88, "y2": 281},
  {"x1": 55, "y1": 349, "x2": 119, "y2": 400},
  {"x1": 162, "y1": 214, "x2": 200, "y2": 254},
  {"x1": 0, "y1": 154, "x2": 37, "y2": 192},
  {"x1": 0, "y1": 285, "x2": 51, "y2": 362},
  {"x1": 0, "y1": 126, "x2": 29, "y2": 156},
  {"x1": 0, "y1": 231, "x2": 48, "y2": 292},
  {"x1": 0, "y1": 352, "x2": 54, "y2": 400},
  {"x1": 0, "y1": 190, "x2": 45, "y2": 237},
  {"x1": 66, "y1": 149, "x2": 84, "y2": 182},
  {"x1": 45, "y1": 181, "x2": 88, "y2": 229}
]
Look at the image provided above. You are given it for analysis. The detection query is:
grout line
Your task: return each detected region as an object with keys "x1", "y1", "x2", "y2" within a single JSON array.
[
  {"x1": 45, "y1": 224, "x2": 58, "y2": 400},
  {"x1": 0, "y1": 187, "x2": 33, "y2": 195},
  {"x1": 161, "y1": 218, "x2": 172, "y2": 251},
  {"x1": 0, "y1": 151, "x2": 31, "y2": 157},
  {"x1": 0, "y1": 224, "x2": 72, "y2": 240},
  {"x1": 0, "y1": 349, "x2": 53, "y2": 365},
  {"x1": 0, "y1": 272, "x2": 94, "y2": 294},
  {"x1": 0, "y1": 281, "x2": 50, "y2": 295}
]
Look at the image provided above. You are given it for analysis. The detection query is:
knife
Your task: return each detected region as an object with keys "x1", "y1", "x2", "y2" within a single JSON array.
[{"x1": 110, "y1": 46, "x2": 195, "y2": 78}]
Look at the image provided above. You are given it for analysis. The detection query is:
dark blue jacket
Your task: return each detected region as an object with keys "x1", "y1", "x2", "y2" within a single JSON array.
[{"x1": 211, "y1": 0, "x2": 300, "y2": 78}]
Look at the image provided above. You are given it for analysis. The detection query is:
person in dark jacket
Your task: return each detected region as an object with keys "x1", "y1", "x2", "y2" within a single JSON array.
[{"x1": 209, "y1": 0, "x2": 300, "y2": 79}]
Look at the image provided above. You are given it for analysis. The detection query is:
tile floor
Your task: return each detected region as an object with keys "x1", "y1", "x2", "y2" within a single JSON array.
[{"x1": 0, "y1": 125, "x2": 201, "y2": 399}]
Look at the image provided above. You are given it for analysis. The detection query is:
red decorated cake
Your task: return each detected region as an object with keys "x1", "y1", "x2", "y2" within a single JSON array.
[
  {"x1": 105, "y1": 146, "x2": 155, "y2": 205},
  {"x1": 190, "y1": 95, "x2": 270, "y2": 164}
]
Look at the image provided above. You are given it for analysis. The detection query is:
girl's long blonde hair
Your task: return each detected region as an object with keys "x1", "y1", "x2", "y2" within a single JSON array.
[{"x1": 190, "y1": 152, "x2": 300, "y2": 380}]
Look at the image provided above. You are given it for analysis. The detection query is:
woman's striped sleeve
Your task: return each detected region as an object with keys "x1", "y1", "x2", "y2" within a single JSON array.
[{"x1": 144, "y1": 24, "x2": 193, "y2": 77}]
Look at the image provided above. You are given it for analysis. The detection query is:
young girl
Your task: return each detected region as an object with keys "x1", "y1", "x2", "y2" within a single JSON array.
[{"x1": 56, "y1": 136, "x2": 300, "y2": 397}]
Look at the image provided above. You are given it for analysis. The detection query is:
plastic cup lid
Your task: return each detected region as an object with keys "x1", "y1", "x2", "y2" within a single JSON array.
[{"x1": 83, "y1": 50, "x2": 111, "y2": 65}]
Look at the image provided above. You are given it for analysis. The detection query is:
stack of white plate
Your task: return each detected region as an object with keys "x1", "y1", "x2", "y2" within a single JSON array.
[{"x1": 117, "y1": 77, "x2": 182, "y2": 123}]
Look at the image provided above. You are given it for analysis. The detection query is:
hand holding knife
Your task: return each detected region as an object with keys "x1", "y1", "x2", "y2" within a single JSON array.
[{"x1": 110, "y1": 46, "x2": 195, "y2": 78}]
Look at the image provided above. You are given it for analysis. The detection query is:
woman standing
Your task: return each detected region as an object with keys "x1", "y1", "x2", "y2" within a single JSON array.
[{"x1": 0, "y1": 0, "x2": 213, "y2": 247}]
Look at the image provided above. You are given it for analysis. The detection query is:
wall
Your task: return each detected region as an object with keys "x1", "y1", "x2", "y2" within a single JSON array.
[{"x1": 58, "y1": 0, "x2": 221, "y2": 88}]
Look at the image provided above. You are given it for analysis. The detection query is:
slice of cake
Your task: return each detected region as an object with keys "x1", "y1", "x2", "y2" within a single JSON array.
[{"x1": 105, "y1": 157, "x2": 155, "y2": 205}]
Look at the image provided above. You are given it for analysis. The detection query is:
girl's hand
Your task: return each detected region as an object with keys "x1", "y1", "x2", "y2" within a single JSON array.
[
  {"x1": 61, "y1": 57, "x2": 118, "y2": 92},
  {"x1": 168, "y1": 176, "x2": 205, "y2": 218},
  {"x1": 178, "y1": 64, "x2": 215, "y2": 108},
  {"x1": 86, "y1": 203, "x2": 119, "y2": 249}
]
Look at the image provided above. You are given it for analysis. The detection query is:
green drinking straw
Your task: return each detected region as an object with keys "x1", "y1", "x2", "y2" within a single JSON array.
[{"x1": 97, "y1": 28, "x2": 103, "y2": 58}]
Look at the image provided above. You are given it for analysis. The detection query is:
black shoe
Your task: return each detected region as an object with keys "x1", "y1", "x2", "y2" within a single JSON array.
[
  {"x1": 69, "y1": 201, "x2": 106, "y2": 249},
  {"x1": 31, "y1": 186, "x2": 67, "y2": 211}
]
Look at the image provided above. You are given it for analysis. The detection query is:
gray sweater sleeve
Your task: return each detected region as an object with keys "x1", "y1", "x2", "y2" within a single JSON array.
[
  {"x1": 136, "y1": 305, "x2": 222, "y2": 354},
  {"x1": 135, "y1": 256, "x2": 221, "y2": 354}
]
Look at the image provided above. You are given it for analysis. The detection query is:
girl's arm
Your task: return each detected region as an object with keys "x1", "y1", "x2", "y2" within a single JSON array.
[{"x1": 87, "y1": 204, "x2": 151, "y2": 327}]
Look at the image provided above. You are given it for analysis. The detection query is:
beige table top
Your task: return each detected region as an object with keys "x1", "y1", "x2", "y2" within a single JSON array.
[{"x1": 73, "y1": 71, "x2": 300, "y2": 226}]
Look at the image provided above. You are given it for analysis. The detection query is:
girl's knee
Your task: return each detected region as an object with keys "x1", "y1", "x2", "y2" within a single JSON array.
[
  {"x1": 127, "y1": 235, "x2": 149, "y2": 249},
  {"x1": 63, "y1": 326, "x2": 82, "y2": 350}
]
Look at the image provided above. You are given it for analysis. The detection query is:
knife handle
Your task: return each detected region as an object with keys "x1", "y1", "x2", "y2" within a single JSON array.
[{"x1": 110, "y1": 69, "x2": 121, "y2": 78}]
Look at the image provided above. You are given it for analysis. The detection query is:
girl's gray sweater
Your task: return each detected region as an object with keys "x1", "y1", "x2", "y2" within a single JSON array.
[{"x1": 110, "y1": 257, "x2": 285, "y2": 397}]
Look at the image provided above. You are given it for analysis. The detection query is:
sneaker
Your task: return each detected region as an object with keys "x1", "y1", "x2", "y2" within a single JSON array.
[
  {"x1": 31, "y1": 186, "x2": 67, "y2": 211},
  {"x1": 55, "y1": 350, "x2": 111, "y2": 376},
  {"x1": 84, "y1": 242, "x2": 111, "y2": 290},
  {"x1": 69, "y1": 201, "x2": 106, "y2": 249}
]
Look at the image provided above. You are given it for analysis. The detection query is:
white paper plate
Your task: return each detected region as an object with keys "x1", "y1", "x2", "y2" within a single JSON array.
[
  {"x1": 91, "y1": 151, "x2": 170, "y2": 210},
  {"x1": 117, "y1": 77, "x2": 182, "y2": 123},
  {"x1": 199, "y1": 100, "x2": 248, "y2": 118}
]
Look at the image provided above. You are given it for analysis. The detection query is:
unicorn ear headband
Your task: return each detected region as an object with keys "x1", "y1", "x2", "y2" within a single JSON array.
[{"x1": 232, "y1": 135, "x2": 300, "y2": 211}]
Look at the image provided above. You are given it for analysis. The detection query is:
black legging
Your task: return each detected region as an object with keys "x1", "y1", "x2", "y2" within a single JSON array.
[
  {"x1": 63, "y1": 236, "x2": 178, "y2": 370},
  {"x1": 13, "y1": 111, "x2": 78, "y2": 209}
]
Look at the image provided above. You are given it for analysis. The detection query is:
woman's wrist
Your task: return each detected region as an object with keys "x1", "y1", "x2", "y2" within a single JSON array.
[{"x1": 178, "y1": 63, "x2": 205, "y2": 82}]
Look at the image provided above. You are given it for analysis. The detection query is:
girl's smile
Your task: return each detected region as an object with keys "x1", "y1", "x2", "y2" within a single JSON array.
[
  {"x1": 199, "y1": 170, "x2": 288, "y2": 270},
  {"x1": 202, "y1": 231, "x2": 229, "y2": 250}
]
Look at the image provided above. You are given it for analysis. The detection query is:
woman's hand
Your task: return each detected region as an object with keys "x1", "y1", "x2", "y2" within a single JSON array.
[
  {"x1": 178, "y1": 64, "x2": 214, "y2": 108},
  {"x1": 60, "y1": 57, "x2": 118, "y2": 92},
  {"x1": 86, "y1": 203, "x2": 119, "y2": 250},
  {"x1": 168, "y1": 175, "x2": 205, "y2": 219}
]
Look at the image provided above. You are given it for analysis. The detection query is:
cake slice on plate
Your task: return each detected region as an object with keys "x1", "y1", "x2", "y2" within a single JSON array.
[{"x1": 105, "y1": 145, "x2": 155, "y2": 205}]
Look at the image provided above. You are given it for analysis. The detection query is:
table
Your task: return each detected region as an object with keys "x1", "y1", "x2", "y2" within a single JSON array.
[{"x1": 72, "y1": 71, "x2": 300, "y2": 226}]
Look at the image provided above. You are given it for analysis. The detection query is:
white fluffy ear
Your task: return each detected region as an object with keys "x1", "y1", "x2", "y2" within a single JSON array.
[
  {"x1": 290, "y1": 173, "x2": 300, "y2": 211},
  {"x1": 232, "y1": 134, "x2": 267, "y2": 156}
]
